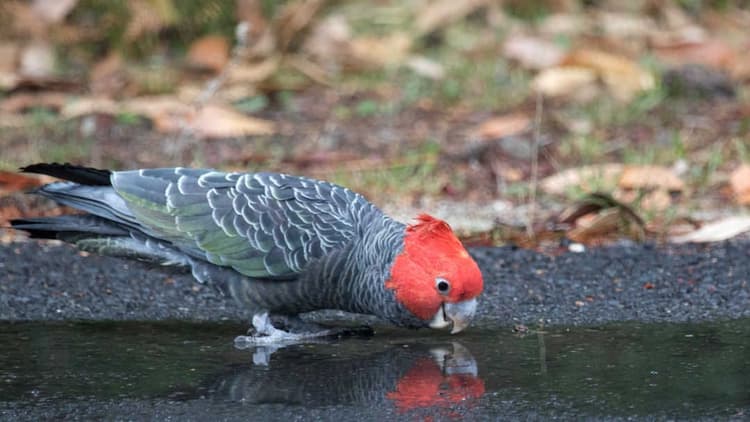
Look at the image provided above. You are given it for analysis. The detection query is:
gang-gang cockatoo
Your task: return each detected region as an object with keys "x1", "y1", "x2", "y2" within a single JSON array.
[{"x1": 11, "y1": 163, "x2": 484, "y2": 344}]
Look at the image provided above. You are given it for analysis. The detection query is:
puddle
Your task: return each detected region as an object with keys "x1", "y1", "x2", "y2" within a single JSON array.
[{"x1": 1, "y1": 319, "x2": 749, "y2": 419}]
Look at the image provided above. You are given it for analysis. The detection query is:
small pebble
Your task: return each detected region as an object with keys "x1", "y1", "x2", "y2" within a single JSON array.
[{"x1": 568, "y1": 243, "x2": 585, "y2": 253}]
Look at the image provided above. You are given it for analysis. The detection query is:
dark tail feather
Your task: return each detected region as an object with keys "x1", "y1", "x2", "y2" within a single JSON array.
[
  {"x1": 12, "y1": 164, "x2": 192, "y2": 269},
  {"x1": 21, "y1": 163, "x2": 112, "y2": 186},
  {"x1": 10, "y1": 215, "x2": 130, "y2": 240},
  {"x1": 14, "y1": 163, "x2": 141, "y2": 236},
  {"x1": 11, "y1": 216, "x2": 190, "y2": 268}
]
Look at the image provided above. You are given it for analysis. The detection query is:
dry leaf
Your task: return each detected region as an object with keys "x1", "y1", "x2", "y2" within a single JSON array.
[
  {"x1": 274, "y1": 0, "x2": 327, "y2": 53},
  {"x1": 640, "y1": 189, "x2": 672, "y2": 211},
  {"x1": 538, "y1": 13, "x2": 588, "y2": 37},
  {"x1": 729, "y1": 164, "x2": 750, "y2": 205},
  {"x1": 176, "y1": 82, "x2": 256, "y2": 104},
  {"x1": 0, "y1": 171, "x2": 44, "y2": 194},
  {"x1": 187, "y1": 35, "x2": 230, "y2": 73},
  {"x1": 61, "y1": 97, "x2": 119, "y2": 118},
  {"x1": 150, "y1": 103, "x2": 275, "y2": 139},
  {"x1": 236, "y1": 0, "x2": 269, "y2": 35},
  {"x1": 0, "y1": 73, "x2": 20, "y2": 90},
  {"x1": 563, "y1": 50, "x2": 655, "y2": 101},
  {"x1": 286, "y1": 55, "x2": 331, "y2": 86},
  {"x1": 498, "y1": 166, "x2": 523, "y2": 182},
  {"x1": 567, "y1": 208, "x2": 621, "y2": 243},
  {"x1": 654, "y1": 40, "x2": 735, "y2": 70},
  {"x1": 228, "y1": 56, "x2": 280, "y2": 84},
  {"x1": 415, "y1": 0, "x2": 489, "y2": 36},
  {"x1": 619, "y1": 165, "x2": 684, "y2": 191},
  {"x1": 348, "y1": 33, "x2": 412, "y2": 68},
  {"x1": 303, "y1": 15, "x2": 352, "y2": 72},
  {"x1": 671, "y1": 216, "x2": 750, "y2": 243},
  {"x1": 63, "y1": 96, "x2": 275, "y2": 139},
  {"x1": 473, "y1": 113, "x2": 531, "y2": 141},
  {"x1": 0, "y1": 92, "x2": 67, "y2": 113},
  {"x1": 121, "y1": 96, "x2": 190, "y2": 120},
  {"x1": 597, "y1": 12, "x2": 653, "y2": 39},
  {"x1": 89, "y1": 53, "x2": 127, "y2": 96},
  {"x1": 659, "y1": 3, "x2": 696, "y2": 29},
  {"x1": 19, "y1": 41, "x2": 55, "y2": 79},
  {"x1": 243, "y1": 26, "x2": 278, "y2": 61},
  {"x1": 405, "y1": 56, "x2": 445, "y2": 80},
  {"x1": 540, "y1": 164, "x2": 623, "y2": 195},
  {"x1": 531, "y1": 66, "x2": 597, "y2": 98},
  {"x1": 189, "y1": 105, "x2": 275, "y2": 139},
  {"x1": 305, "y1": 16, "x2": 413, "y2": 71},
  {"x1": 503, "y1": 35, "x2": 565, "y2": 70},
  {"x1": 559, "y1": 192, "x2": 634, "y2": 222},
  {"x1": 732, "y1": 51, "x2": 750, "y2": 81},
  {"x1": 0, "y1": 42, "x2": 19, "y2": 75},
  {"x1": 2, "y1": 2, "x2": 47, "y2": 38},
  {"x1": 31, "y1": 0, "x2": 78, "y2": 23}
]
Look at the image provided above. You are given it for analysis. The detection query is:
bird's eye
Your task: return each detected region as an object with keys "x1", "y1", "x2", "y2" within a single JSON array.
[{"x1": 435, "y1": 277, "x2": 451, "y2": 294}]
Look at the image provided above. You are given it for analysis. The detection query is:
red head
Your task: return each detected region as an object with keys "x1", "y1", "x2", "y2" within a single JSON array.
[{"x1": 386, "y1": 214, "x2": 483, "y2": 333}]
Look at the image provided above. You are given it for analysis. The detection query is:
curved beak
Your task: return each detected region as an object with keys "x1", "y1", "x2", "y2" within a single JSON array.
[{"x1": 428, "y1": 298, "x2": 478, "y2": 334}]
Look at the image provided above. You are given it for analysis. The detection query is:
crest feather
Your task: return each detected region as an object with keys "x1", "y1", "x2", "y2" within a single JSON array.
[{"x1": 407, "y1": 214, "x2": 454, "y2": 238}]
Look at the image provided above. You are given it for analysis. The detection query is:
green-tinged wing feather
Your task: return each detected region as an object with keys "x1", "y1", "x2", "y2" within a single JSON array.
[{"x1": 111, "y1": 168, "x2": 367, "y2": 279}]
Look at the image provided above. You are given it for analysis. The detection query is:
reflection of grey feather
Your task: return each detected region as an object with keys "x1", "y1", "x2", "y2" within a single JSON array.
[{"x1": 204, "y1": 342, "x2": 479, "y2": 407}]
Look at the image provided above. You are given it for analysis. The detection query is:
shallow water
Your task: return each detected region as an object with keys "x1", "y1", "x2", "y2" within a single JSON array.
[{"x1": 1, "y1": 320, "x2": 749, "y2": 420}]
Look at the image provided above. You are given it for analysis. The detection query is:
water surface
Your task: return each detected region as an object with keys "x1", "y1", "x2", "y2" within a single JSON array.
[{"x1": 1, "y1": 319, "x2": 748, "y2": 420}]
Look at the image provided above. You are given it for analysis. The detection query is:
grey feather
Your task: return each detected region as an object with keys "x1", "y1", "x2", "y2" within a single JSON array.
[
  {"x1": 108, "y1": 169, "x2": 368, "y2": 280},
  {"x1": 13, "y1": 165, "x2": 424, "y2": 328}
]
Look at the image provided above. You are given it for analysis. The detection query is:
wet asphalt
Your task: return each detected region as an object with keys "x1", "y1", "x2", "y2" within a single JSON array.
[{"x1": 2, "y1": 238, "x2": 749, "y2": 327}]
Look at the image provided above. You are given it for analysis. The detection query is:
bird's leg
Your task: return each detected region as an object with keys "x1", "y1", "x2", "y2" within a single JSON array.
[
  {"x1": 234, "y1": 311, "x2": 337, "y2": 347},
  {"x1": 248, "y1": 311, "x2": 279, "y2": 336},
  {"x1": 233, "y1": 311, "x2": 373, "y2": 348},
  {"x1": 270, "y1": 314, "x2": 331, "y2": 334}
]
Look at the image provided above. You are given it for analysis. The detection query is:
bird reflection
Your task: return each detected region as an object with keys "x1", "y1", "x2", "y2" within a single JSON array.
[
  {"x1": 387, "y1": 343, "x2": 484, "y2": 414},
  {"x1": 199, "y1": 341, "x2": 484, "y2": 415}
]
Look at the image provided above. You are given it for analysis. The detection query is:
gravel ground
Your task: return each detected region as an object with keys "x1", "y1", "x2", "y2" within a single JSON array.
[{"x1": 2, "y1": 239, "x2": 749, "y2": 326}]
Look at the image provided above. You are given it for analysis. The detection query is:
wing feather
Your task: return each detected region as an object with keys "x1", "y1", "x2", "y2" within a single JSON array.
[{"x1": 111, "y1": 168, "x2": 368, "y2": 279}]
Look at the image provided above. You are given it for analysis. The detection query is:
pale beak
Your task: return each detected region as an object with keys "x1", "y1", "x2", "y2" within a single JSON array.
[{"x1": 428, "y1": 298, "x2": 478, "y2": 334}]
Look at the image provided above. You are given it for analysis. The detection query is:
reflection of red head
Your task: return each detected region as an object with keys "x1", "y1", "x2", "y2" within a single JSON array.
[{"x1": 386, "y1": 357, "x2": 485, "y2": 414}]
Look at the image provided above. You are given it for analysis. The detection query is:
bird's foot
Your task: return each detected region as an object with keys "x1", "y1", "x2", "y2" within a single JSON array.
[{"x1": 233, "y1": 312, "x2": 373, "y2": 349}]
